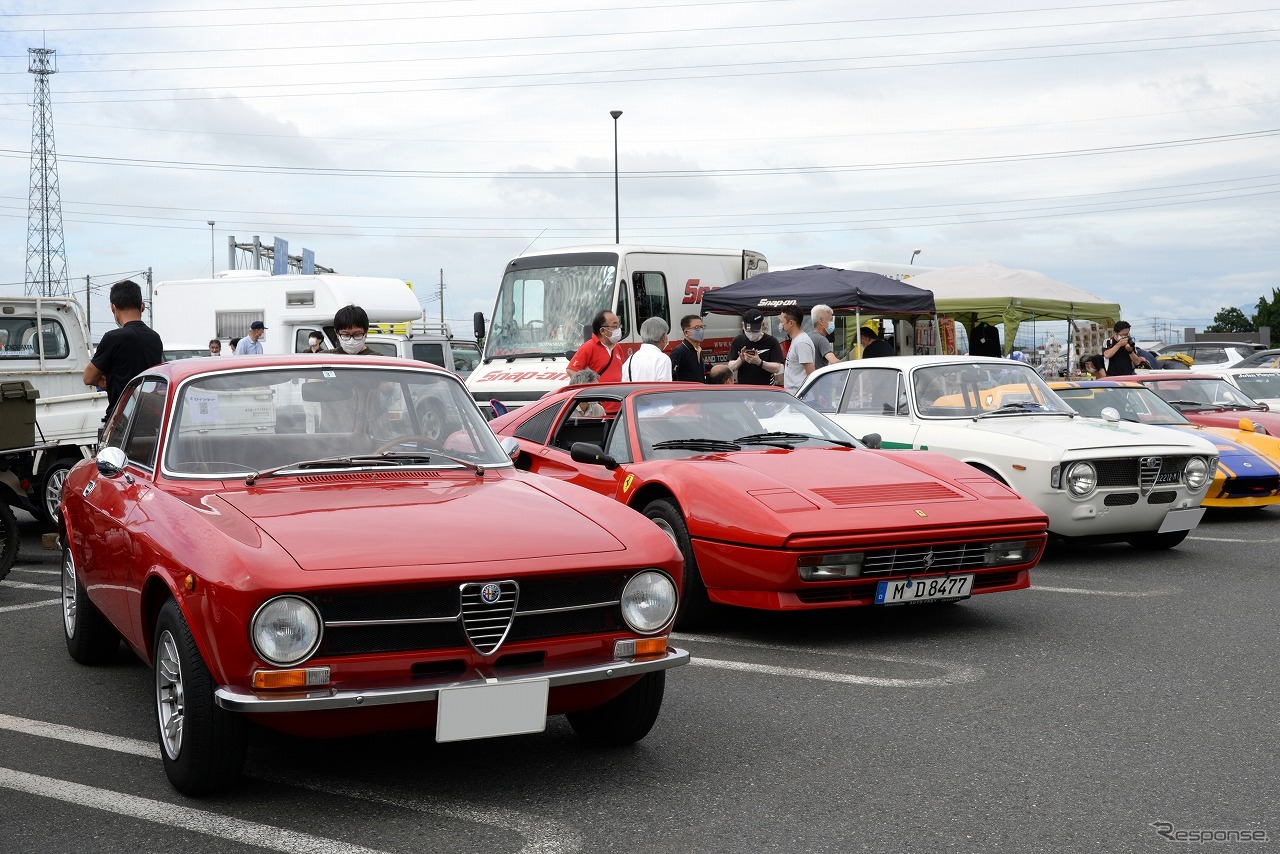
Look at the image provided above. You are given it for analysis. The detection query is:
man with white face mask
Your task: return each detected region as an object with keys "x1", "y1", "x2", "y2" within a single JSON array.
[
  {"x1": 808, "y1": 304, "x2": 840, "y2": 365},
  {"x1": 566, "y1": 309, "x2": 624, "y2": 382},
  {"x1": 326, "y1": 304, "x2": 375, "y2": 355},
  {"x1": 727, "y1": 308, "x2": 784, "y2": 385}
]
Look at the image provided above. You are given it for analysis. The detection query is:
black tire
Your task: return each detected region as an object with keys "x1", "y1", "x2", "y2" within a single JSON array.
[
  {"x1": 1128, "y1": 529, "x2": 1190, "y2": 550},
  {"x1": 61, "y1": 547, "x2": 119, "y2": 665},
  {"x1": 34, "y1": 458, "x2": 75, "y2": 527},
  {"x1": 0, "y1": 502, "x2": 18, "y2": 581},
  {"x1": 566, "y1": 671, "x2": 666, "y2": 747},
  {"x1": 642, "y1": 498, "x2": 713, "y2": 629},
  {"x1": 154, "y1": 598, "x2": 248, "y2": 795}
]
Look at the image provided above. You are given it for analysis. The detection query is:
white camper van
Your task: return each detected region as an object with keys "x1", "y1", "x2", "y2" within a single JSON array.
[
  {"x1": 466, "y1": 244, "x2": 767, "y2": 415},
  {"x1": 152, "y1": 271, "x2": 423, "y2": 358}
]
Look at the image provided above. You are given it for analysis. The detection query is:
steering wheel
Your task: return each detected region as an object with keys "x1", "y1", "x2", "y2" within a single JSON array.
[{"x1": 373, "y1": 435, "x2": 439, "y2": 454}]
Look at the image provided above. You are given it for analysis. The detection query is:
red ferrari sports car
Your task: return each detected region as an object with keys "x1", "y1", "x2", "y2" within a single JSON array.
[
  {"x1": 59, "y1": 356, "x2": 687, "y2": 794},
  {"x1": 491, "y1": 383, "x2": 1049, "y2": 625},
  {"x1": 1130, "y1": 374, "x2": 1280, "y2": 434}
]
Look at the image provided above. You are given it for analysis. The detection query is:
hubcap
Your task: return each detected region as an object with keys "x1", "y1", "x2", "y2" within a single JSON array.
[
  {"x1": 155, "y1": 630, "x2": 186, "y2": 760},
  {"x1": 61, "y1": 552, "x2": 77, "y2": 637},
  {"x1": 650, "y1": 516, "x2": 678, "y2": 547}
]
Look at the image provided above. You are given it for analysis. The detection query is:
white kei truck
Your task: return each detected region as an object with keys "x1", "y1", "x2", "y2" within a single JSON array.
[
  {"x1": 466, "y1": 244, "x2": 767, "y2": 416},
  {"x1": 0, "y1": 296, "x2": 107, "y2": 545}
]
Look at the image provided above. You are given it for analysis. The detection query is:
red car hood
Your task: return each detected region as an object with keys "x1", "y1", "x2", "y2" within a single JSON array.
[{"x1": 215, "y1": 478, "x2": 625, "y2": 570}]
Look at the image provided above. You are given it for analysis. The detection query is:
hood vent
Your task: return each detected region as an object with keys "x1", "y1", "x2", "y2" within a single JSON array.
[{"x1": 813, "y1": 482, "x2": 962, "y2": 506}]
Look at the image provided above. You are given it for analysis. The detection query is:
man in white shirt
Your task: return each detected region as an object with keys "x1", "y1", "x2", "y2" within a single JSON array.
[
  {"x1": 622, "y1": 317, "x2": 673, "y2": 382},
  {"x1": 779, "y1": 306, "x2": 815, "y2": 395}
]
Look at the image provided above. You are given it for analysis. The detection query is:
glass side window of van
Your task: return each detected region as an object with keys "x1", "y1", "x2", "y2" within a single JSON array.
[
  {"x1": 452, "y1": 342, "x2": 481, "y2": 374},
  {"x1": 0, "y1": 318, "x2": 68, "y2": 359},
  {"x1": 614, "y1": 281, "x2": 631, "y2": 340},
  {"x1": 633, "y1": 272, "x2": 670, "y2": 329},
  {"x1": 295, "y1": 328, "x2": 323, "y2": 353},
  {"x1": 413, "y1": 342, "x2": 446, "y2": 367}
]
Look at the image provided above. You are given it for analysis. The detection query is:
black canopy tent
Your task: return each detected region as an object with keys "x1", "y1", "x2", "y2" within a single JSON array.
[{"x1": 699, "y1": 265, "x2": 940, "y2": 355}]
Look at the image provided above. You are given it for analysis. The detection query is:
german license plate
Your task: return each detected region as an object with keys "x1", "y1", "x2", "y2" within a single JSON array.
[
  {"x1": 436, "y1": 679, "x2": 549, "y2": 742},
  {"x1": 875, "y1": 574, "x2": 974, "y2": 605}
]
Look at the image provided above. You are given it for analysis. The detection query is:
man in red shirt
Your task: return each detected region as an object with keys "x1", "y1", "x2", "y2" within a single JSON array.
[{"x1": 567, "y1": 309, "x2": 624, "y2": 382}]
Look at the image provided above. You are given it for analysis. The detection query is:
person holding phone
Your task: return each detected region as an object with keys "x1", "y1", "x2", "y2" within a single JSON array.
[{"x1": 728, "y1": 308, "x2": 784, "y2": 385}]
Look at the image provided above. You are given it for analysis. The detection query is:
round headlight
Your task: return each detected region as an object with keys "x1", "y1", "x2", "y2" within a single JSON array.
[
  {"x1": 251, "y1": 596, "x2": 322, "y2": 665},
  {"x1": 1184, "y1": 456, "x2": 1210, "y2": 490},
  {"x1": 1065, "y1": 461, "x2": 1097, "y2": 496},
  {"x1": 620, "y1": 571, "x2": 677, "y2": 634}
]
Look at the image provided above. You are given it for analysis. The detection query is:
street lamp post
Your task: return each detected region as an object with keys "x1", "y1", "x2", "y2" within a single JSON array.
[
  {"x1": 208, "y1": 220, "x2": 216, "y2": 276},
  {"x1": 610, "y1": 110, "x2": 622, "y2": 244},
  {"x1": 909, "y1": 248, "x2": 921, "y2": 265}
]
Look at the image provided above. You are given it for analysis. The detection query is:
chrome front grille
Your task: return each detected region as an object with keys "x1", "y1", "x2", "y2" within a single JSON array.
[
  {"x1": 1139, "y1": 456, "x2": 1162, "y2": 495},
  {"x1": 460, "y1": 581, "x2": 518, "y2": 655},
  {"x1": 1092, "y1": 456, "x2": 1190, "y2": 490},
  {"x1": 861, "y1": 542, "x2": 990, "y2": 577}
]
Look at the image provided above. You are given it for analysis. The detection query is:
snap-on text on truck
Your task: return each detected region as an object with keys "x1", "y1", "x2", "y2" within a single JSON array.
[{"x1": 467, "y1": 245, "x2": 766, "y2": 416}]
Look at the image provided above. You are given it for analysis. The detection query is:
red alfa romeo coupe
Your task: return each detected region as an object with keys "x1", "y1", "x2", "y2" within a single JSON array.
[
  {"x1": 491, "y1": 383, "x2": 1049, "y2": 625},
  {"x1": 59, "y1": 356, "x2": 687, "y2": 795}
]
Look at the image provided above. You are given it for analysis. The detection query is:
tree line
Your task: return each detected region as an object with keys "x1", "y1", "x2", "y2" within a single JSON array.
[{"x1": 1205, "y1": 288, "x2": 1280, "y2": 333}]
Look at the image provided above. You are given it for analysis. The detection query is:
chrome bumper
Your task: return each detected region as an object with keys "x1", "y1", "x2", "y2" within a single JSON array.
[{"x1": 214, "y1": 647, "x2": 689, "y2": 713}]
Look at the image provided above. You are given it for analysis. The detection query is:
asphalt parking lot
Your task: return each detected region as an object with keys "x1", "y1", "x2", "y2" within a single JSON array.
[{"x1": 1, "y1": 508, "x2": 1276, "y2": 853}]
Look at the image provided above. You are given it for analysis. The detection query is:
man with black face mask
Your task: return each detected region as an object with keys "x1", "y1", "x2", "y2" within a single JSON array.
[{"x1": 727, "y1": 308, "x2": 784, "y2": 385}]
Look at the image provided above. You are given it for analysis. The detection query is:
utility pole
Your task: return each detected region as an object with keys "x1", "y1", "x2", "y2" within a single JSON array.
[
  {"x1": 146, "y1": 267, "x2": 153, "y2": 326},
  {"x1": 84, "y1": 275, "x2": 90, "y2": 335},
  {"x1": 26, "y1": 47, "x2": 69, "y2": 297},
  {"x1": 438, "y1": 268, "x2": 446, "y2": 325}
]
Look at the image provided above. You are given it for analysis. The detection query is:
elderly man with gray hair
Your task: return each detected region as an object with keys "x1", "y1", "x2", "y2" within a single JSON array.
[
  {"x1": 808, "y1": 304, "x2": 840, "y2": 365},
  {"x1": 622, "y1": 316, "x2": 673, "y2": 381}
]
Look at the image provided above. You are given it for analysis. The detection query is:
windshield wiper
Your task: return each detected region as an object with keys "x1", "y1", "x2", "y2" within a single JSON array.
[
  {"x1": 1216, "y1": 403, "x2": 1260, "y2": 410},
  {"x1": 651, "y1": 438, "x2": 741, "y2": 452},
  {"x1": 974, "y1": 402, "x2": 1072, "y2": 420},
  {"x1": 246, "y1": 450, "x2": 487, "y2": 484},
  {"x1": 733, "y1": 431, "x2": 852, "y2": 448},
  {"x1": 1161, "y1": 399, "x2": 1208, "y2": 408}
]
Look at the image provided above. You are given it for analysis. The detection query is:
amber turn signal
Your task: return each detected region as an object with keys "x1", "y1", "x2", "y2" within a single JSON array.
[
  {"x1": 252, "y1": 666, "x2": 331, "y2": 689},
  {"x1": 613, "y1": 636, "x2": 668, "y2": 659}
]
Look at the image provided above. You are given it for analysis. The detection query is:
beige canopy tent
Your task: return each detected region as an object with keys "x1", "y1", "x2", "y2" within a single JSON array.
[{"x1": 904, "y1": 261, "x2": 1121, "y2": 355}]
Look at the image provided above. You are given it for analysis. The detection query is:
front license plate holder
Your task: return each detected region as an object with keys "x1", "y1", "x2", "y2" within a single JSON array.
[
  {"x1": 436, "y1": 679, "x2": 549, "y2": 743},
  {"x1": 875, "y1": 573, "x2": 974, "y2": 605},
  {"x1": 1157, "y1": 507, "x2": 1205, "y2": 534}
]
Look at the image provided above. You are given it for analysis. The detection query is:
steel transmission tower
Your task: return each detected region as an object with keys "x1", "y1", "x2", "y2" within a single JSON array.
[{"x1": 26, "y1": 47, "x2": 69, "y2": 297}]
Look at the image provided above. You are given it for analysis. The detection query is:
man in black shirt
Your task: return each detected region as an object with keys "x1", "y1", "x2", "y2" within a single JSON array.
[
  {"x1": 83, "y1": 279, "x2": 164, "y2": 415},
  {"x1": 728, "y1": 309, "x2": 784, "y2": 385},
  {"x1": 669, "y1": 314, "x2": 709, "y2": 382},
  {"x1": 1102, "y1": 321, "x2": 1147, "y2": 376},
  {"x1": 859, "y1": 326, "x2": 894, "y2": 359}
]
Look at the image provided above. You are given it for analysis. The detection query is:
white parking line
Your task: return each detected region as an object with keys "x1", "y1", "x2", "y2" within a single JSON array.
[
  {"x1": 1189, "y1": 535, "x2": 1280, "y2": 543},
  {"x1": 0, "y1": 714, "x2": 582, "y2": 854},
  {"x1": 673, "y1": 633, "x2": 981, "y2": 686},
  {"x1": 0, "y1": 599, "x2": 59, "y2": 614},
  {"x1": 8, "y1": 568, "x2": 60, "y2": 576},
  {"x1": 1030, "y1": 585, "x2": 1178, "y2": 597},
  {"x1": 0, "y1": 580, "x2": 60, "y2": 592},
  {"x1": 0, "y1": 767, "x2": 390, "y2": 854}
]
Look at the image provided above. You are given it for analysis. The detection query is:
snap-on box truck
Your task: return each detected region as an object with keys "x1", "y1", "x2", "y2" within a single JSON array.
[{"x1": 466, "y1": 244, "x2": 767, "y2": 416}]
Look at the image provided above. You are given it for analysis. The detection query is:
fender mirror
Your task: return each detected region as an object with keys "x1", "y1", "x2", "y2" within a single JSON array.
[
  {"x1": 96, "y1": 446, "x2": 129, "y2": 478},
  {"x1": 1099, "y1": 407, "x2": 1121, "y2": 422},
  {"x1": 860, "y1": 433, "x2": 882, "y2": 449}
]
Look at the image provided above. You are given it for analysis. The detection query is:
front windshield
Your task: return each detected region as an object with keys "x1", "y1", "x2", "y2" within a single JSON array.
[
  {"x1": 164, "y1": 365, "x2": 507, "y2": 477},
  {"x1": 1228, "y1": 372, "x2": 1280, "y2": 401},
  {"x1": 1055, "y1": 385, "x2": 1189, "y2": 425},
  {"x1": 632, "y1": 388, "x2": 859, "y2": 460},
  {"x1": 1147, "y1": 378, "x2": 1262, "y2": 410},
  {"x1": 911, "y1": 361, "x2": 1074, "y2": 418},
  {"x1": 485, "y1": 260, "x2": 617, "y2": 359}
]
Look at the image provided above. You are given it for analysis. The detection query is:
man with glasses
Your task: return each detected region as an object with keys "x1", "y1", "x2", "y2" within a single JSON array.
[
  {"x1": 327, "y1": 304, "x2": 375, "y2": 355},
  {"x1": 670, "y1": 314, "x2": 709, "y2": 382}
]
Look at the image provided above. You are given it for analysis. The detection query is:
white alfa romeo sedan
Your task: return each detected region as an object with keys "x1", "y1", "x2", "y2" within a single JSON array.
[{"x1": 798, "y1": 356, "x2": 1219, "y2": 549}]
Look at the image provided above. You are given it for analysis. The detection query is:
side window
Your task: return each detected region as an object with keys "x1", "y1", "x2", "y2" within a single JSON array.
[
  {"x1": 413, "y1": 342, "x2": 446, "y2": 367},
  {"x1": 452, "y1": 342, "x2": 481, "y2": 375},
  {"x1": 605, "y1": 408, "x2": 631, "y2": 464},
  {"x1": 103, "y1": 383, "x2": 140, "y2": 449},
  {"x1": 364, "y1": 341, "x2": 397, "y2": 357},
  {"x1": 513, "y1": 402, "x2": 566, "y2": 445},
  {"x1": 0, "y1": 318, "x2": 69, "y2": 359},
  {"x1": 632, "y1": 272, "x2": 670, "y2": 329},
  {"x1": 1197, "y1": 348, "x2": 1226, "y2": 365},
  {"x1": 295, "y1": 328, "x2": 323, "y2": 352},
  {"x1": 799, "y1": 371, "x2": 848, "y2": 413},
  {"x1": 122, "y1": 378, "x2": 168, "y2": 468},
  {"x1": 614, "y1": 281, "x2": 631, "y2": 340},
  {"x1": 844, "y1": 370, "x2": 904, "y2": 416},
  {"x1": 551, "y1": 398, "x2": 611, "y2": 451}
]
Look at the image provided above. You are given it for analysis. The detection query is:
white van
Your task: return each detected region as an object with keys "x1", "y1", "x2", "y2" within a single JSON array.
[{"x1": 466, "y1": 244, "x2": 767, "y2": 415}]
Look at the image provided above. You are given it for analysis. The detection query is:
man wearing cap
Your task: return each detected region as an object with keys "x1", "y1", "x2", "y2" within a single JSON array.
[
  {"x1": 235, "y1": 320, "x2": 267, "y2": 354},
  {"x1": 727, "y1": 308, "x2": 784, "y2": 385}
]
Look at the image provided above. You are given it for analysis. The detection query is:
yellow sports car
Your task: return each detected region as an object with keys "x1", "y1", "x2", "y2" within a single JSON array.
[{"x1": 1051, "y1": 380, "x2": 1280, "y2": 508}]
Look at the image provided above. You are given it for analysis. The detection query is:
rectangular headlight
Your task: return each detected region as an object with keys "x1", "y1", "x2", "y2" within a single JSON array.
[
  {"x1": 798, "y1": 552, "x2": 864, "y2": 580},
  {"x1": 985, "y1": 540, "x2": 1040, "y2": 566}
]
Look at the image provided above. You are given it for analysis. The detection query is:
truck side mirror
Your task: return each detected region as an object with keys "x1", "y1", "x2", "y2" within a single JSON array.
[{"x1": 473, "y1": 312, "x2": 486, "y2": 341}]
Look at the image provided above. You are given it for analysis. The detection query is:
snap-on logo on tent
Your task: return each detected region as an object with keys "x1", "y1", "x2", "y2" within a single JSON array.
[{"x1": 757, "y1": 298, "x2": 798, "y2": 308}]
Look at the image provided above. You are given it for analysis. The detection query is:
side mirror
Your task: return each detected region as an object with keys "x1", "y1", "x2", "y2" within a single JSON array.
[
  {"x1": 860, "y1": 433, "x2": 882, "y2": 449},
  {"x1": 1100, "y1": 407, "x2": 1121, "y2": 422},
  {"x1": 499, "y1": 436, "x2": 521, "y2": 461},
  {"x1": 473, "y1": 311, "x2": 486, "y2": 341},
  {"x1": 1239, "y1": 417, "x2": 1258, "y2": 433},
  {"x1": 570, "y1": 442, "x2": 619, "y2": 470},
  {"x1": 96, "y1": 446, "x2": 128, "y2": 478}
]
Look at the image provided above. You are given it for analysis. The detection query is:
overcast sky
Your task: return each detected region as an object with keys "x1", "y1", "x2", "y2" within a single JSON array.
[{"x1": 1, "y1": 0, "x2": 1276, "y2": 345}]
